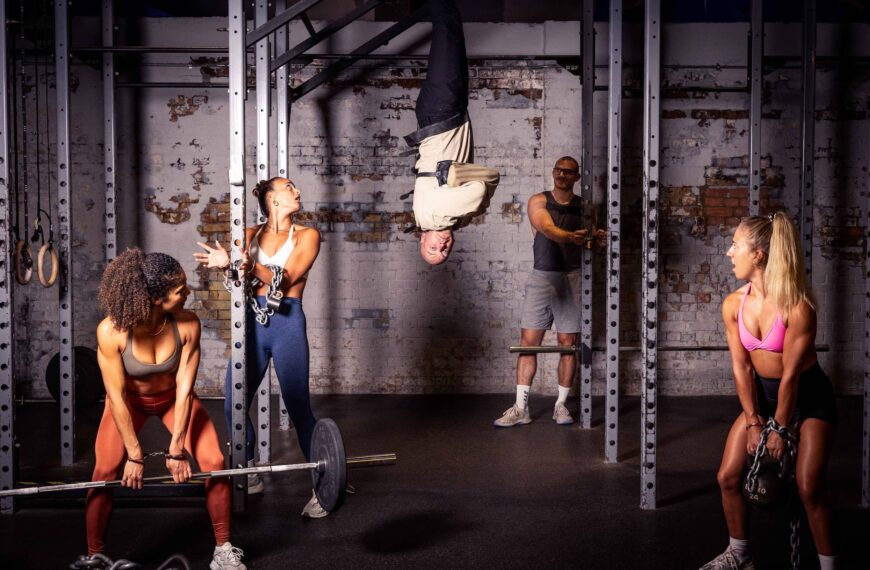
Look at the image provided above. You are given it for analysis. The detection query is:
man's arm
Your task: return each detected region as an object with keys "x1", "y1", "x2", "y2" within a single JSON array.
[{"x1": 528, "y1": 193, "x2": 587, "y2": 245}]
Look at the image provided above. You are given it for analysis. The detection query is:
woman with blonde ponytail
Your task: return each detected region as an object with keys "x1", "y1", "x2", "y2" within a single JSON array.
[{"x1": 699, "y1": 211, "x2": 838, "y2": 570}]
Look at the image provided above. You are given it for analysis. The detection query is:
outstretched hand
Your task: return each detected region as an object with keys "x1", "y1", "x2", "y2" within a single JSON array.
[{"x1": 194, "y1": 240, "x2": 230, "y2": 269}]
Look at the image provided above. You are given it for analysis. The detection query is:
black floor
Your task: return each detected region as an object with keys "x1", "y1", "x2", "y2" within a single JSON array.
[{"x1": 0, "y1": 395, "x2": 867, "y2": 569}]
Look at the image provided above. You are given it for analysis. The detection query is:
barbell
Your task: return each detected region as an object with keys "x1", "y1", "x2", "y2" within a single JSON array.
[{"x1": 0, "y1": 419, "x2": 396, "y2": 514}]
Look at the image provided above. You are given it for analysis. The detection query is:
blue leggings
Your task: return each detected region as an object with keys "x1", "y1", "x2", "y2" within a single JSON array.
[{"x1": 224, "y1": 296, "x2": 316, "y2": 461}]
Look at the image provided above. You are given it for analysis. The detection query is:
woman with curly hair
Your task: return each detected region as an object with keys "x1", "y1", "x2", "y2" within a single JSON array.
[
  {"x1": 88, "y1": 248, "x2": 245, "y2": 570},
  {"x1": 699, "y1": 212, "x2": 837, "y2": 570},
  {"x1": 194, "y1": 177, "x2": 323, "y2": 516}
]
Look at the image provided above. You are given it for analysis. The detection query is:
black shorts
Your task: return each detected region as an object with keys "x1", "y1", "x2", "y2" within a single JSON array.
[{"x1": 754, "y1": 362, "x2": 837, "y2": 425}]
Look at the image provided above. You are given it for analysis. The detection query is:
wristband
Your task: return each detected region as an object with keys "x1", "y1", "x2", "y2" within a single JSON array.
[
  {"x1": 126, "y1": 456, "x2": 145, "y2": 465},
  {"x1": 164, "y1": 450, "x2": 186, "y2": 461}
]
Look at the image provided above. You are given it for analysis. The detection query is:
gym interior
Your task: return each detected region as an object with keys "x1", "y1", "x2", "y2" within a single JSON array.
[{"x1": 0, "y1": 1, "x2": 868, "y2": 569}]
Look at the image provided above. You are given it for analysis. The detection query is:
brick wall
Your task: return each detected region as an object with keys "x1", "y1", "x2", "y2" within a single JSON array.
[{"x1": 9, "y1": 19, "x2": 870, "y2": 399}]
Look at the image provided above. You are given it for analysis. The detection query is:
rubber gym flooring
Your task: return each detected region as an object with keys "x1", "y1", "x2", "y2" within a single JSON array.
[{"x1": 0, "y1": 395, "x2": 867, "y2": 569}]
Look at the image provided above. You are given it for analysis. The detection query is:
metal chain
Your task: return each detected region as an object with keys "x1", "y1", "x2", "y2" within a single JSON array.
[
  {"x1": 745, "y1": 417, "x2": 801, "y2": 569},
  {"x1": 789, "y1": 516, "x2": 801, "y2": 570},
  {"x1": 223, "y1": 261, "x2": 284, "y2": 325}
]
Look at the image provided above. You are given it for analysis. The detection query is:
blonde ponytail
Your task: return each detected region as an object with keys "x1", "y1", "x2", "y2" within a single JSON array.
[{"x1": 740, "y1": 211, "x2": 814, "y2": 323}]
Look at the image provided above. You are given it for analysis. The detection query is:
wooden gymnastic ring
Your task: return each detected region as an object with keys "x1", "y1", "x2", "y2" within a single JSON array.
[
  {"x1": 14, "y1": 239, "x2": 33, "y2": 285},
  {"x1": 37, "y1": 243, "x2": 59, "y2": 287}
]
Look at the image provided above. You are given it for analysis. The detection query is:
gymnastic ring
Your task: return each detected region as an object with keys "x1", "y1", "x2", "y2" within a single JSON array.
[
  {"x1": 14, "y1": 239, "x2": 33, "y2": 285},
  {"x1": 37, "y1": 242, "x2": 59, "y2": 287}
]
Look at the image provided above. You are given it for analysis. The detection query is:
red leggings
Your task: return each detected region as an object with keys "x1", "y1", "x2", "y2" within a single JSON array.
[{"x1": 85, "y1": 389, "x2": 231, "y2": 554}]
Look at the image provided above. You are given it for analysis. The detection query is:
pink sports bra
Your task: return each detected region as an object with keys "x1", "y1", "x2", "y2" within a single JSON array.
[{"x1": 738, "y1": 283, "x2": 786, "y2": 353}]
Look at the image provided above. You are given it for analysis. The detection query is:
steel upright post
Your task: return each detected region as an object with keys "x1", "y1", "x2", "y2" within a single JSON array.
[
  {"x1": 254, "y1": 0, "x2": 272, "y2": 468},
  {"x1": 604, "y1": 0, "x2": 622, "y2": 463},
  {"x1": 55, "y1": 0, "x2": 75, "y2": 466},
  {"x1": 578, "y1": 0, "x2": 594, "y2": 429},
  {"x1": 276, "y1": 0, "x2": 289, "y2": 181},
  {"x1": 748, "y1": 0, "x2": 763, "y2": 216},
  {"x1": 863, "y1": 169, "x2": 870, "y2": 509},
  {"x1": 799, "y1": 0, "x2": 816, "y2": 277},
  {"x1": 103, "y1": 0, "x2": 117, "y2": 261},
  {"x1": 275, "y1": 0, "x2": 291, "y2": 433},
  {"x1": 228, "y1": 0, "x2": 249, "y2": 512},
  {"x1": 640, "y1": 0, "x2": 661, "y2": 510},
  {"x1": 0, "y1": 0, "x2": 16, "y2": 514}
]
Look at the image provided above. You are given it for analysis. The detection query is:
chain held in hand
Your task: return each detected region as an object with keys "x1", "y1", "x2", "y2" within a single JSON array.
[
  {"x1": 223, "y1": 261, "x2": 284, "y2": 325},
  {"x1": 742, "y1": 417, "x2": 801, "y2": 570}
]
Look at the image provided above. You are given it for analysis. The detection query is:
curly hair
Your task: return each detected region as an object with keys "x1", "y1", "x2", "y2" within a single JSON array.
[
  {"x1": 252, "y1": 177, "x2": 283, "y2": 217},
  {"x1": 98, "y1": 248, "x2": 184, "y2": 330}
]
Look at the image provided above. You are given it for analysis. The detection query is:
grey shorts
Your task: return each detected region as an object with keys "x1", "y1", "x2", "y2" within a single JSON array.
[{"x1": 520, "y1": 269, "x2": 582, "y2": 333}]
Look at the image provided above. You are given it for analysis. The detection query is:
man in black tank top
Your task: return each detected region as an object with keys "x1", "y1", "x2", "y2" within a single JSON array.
[{"x1": 494, "y1": 157, "x2": 605, "y2": 428}]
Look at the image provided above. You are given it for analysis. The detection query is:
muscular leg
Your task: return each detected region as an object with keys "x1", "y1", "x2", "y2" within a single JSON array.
[
  {"x1": 272, "y1": 301, "x2": 317, "y2": 461},
  {"x1": 161, "y1": 394, "x2": 231, "y2": 546},
  {"x1": 517, "y1": 328, "x2": 546, "y2": 387},
  {"x1": 555, "y1": 332, "x2": 577, "y2": 388},
  {"x1": 85, "y1": 402, "x2": 148, "y2": 555},
  {"x1": 224, "y1": 313, "x2": 270, "y2": 462},
  {"x1": 415, "y1": 0, "x2": 468, "y2": 127},
  {"x1": 717, "y1": 415, "x2": 751, "y2": 540},
  {"x1": 795, "y1": 418, "x2": 835, "y2": 556}
]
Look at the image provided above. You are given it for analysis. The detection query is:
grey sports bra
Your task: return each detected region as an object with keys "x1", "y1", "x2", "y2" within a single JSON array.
[{"x1": 121, "y1": 315, "x2": 182, "y2": 378}]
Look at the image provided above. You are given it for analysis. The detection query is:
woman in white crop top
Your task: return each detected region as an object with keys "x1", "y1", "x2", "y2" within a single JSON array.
[{"x1": 194, "y1": 177, "x2": 326, "y2": 517}]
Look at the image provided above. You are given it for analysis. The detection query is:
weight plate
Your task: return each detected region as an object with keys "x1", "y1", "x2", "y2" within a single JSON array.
[{"x1": 310, "y1": 418, "x2": 347, "y2": 513}]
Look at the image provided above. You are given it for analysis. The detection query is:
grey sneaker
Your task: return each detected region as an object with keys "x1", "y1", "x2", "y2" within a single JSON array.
[
  {"x1": 210, "y1": 542, "x2": 246, "y2": 570},
  {"x1": 493, "y1": 404, "x2": 531, "y2": 427},
  {"x1": 553, "y1": 403, "x2": 574, "y2": 425},
  {"x1": 699, "y1": 547, "x2": 755, "y2": 570},
  {"x1": 246, "y1": 462, "x2": 264, "y2": 495},
  {"x1": 301, "y1": 490, "x2": 329, "y2": 518}
]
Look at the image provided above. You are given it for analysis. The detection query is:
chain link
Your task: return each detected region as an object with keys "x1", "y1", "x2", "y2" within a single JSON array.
[
  {"x1": 223, "y1": 261, "x2": 284, "y2": 326},
  {"x1": 789, "y1": 517, "x2": 801, "y2": 570},
  {"x1": 744, "y1": 417, "x2": 801, "y2": 569}
]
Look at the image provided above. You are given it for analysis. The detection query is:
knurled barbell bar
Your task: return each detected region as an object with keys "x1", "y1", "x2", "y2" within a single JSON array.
[{"x1": 0, "y1": 419, "x2": 396, "y2": 514}]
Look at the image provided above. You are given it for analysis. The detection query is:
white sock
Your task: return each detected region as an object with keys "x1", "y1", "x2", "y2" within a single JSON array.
[
  {"x1": 515, "y1": 385, "x2": 530, "y2": 410},
  {"x1": 556, "y1": 386, "x2": 570, "y2": 405},
  {"x1": 729, "y1": 537, "x2": 750, "y2": 561},
  {"x1": 818, "y1": 554, "x2": 837, "y2": 570}
]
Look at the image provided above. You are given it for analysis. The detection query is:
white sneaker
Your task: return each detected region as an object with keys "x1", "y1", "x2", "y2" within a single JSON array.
[
  {"x1": 553, "y1": 403, "x2": 574, "y2": 425},
  {"x1": 246, "y1": 460, "x2": 264, "y2": 495},
  {"x1": 210, "y1": 542, "x2": 246, "y2": 570},
  {"x1": 699, "y1": 546, "x2": 755, "y2": 570},
  {"x1": 301, "y1": 490, "x2": 329, "y2": 518},
  {"x1": 493, "y1": 404, "x2": 531, "y2": 427}
]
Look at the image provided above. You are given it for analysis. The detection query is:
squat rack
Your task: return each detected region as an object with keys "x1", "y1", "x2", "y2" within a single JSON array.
[
  {"x1": 0, "y1": 0, "x2": 868, "y2": 516},
  {"x1": 512, "y1": 0, "x2": 866, "y2": 511}
]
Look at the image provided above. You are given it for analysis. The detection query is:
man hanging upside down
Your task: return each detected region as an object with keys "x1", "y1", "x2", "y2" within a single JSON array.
[{"x1": 405, "y1": 0, "x2": 500, "y2": 265}]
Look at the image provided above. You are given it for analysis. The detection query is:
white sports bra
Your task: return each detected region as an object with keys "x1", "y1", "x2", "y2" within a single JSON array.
[{"x1": 249, "y1": 225, "x2": 295, "y2": 268}]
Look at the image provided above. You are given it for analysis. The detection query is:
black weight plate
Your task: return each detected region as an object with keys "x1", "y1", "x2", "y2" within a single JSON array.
[
  {"x1": 45, "y1": 346, "x2": 105, "y2": 408},
  {"x1": 310, "y1": 418, "x2": 347, "y2": 513}
]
